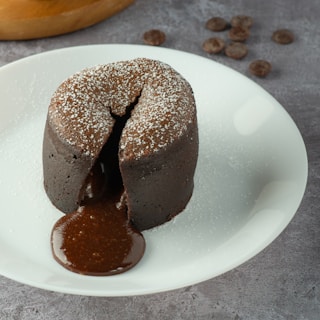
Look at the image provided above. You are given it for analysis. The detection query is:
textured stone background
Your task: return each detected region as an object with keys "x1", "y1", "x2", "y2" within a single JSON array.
[{"x1": 0, "y1": 0, "x2": 319, "y2": 319}]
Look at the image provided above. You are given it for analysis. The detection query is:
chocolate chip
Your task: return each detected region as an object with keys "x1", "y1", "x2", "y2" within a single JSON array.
[
  {"x1": 272, "y1": 29, "x2": 294, "y2": 44},
  {"x1": 228, "y1": 26, "x2": 250, "y2": 42},
  {"x1": 143, "y1": 29, "x2": 166, "y2": 46},
  {"x1": 231, "y1": 15, "x2": 253, "y2": 29},
  {"x1": 205, "y1": 17, "x2": 229, "y2": 32},
  {"x1": 202, "y1": 37, "x2": 225, "y2": 54},
  {"x1": 225, "y1": 42, "x2": 248, "y2": 60},
  {"x1": 249, "y1": 60, "x2": 272, "y2": 77}
]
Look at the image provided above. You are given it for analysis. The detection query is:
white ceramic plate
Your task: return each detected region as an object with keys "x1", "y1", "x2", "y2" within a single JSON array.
[{"x1": 0, "y1": 45, "x2": 307, "y2": 296}]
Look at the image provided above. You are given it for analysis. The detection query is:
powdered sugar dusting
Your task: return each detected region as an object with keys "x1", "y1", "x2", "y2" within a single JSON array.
[{"x1": 48, "y1": 58, "x2": 196, "y2": 159}]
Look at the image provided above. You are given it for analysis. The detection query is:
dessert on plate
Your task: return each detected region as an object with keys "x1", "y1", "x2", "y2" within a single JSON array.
[{"x1": 42, "y1": 58, "x2": 198, "y2": 275}]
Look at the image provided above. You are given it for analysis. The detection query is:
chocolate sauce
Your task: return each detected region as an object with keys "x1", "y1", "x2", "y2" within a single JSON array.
[
  {"x1": 50, "y1": 108, "x2": 146, "y2": 276},
  {"x1": 51, "y1": 193, "x2": 145, "y2": 276},
  {"x1": 51, "y1": 158, "x2": 145, "y2": 276}
]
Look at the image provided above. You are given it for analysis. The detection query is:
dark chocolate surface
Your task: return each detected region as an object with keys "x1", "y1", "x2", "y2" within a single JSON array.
[
  {"x1": 43, "y1": 58, "x2": 198, "y2": 233},
  {"x1": 51, "y1": 191, "x2": 145, "y2": 276},
  {"x1": 120, "y1": 118, "x2": 198, "y2": 230}
]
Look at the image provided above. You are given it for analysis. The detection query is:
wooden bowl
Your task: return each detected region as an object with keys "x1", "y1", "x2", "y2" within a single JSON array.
[{"x1": 0, "y1": 0, "x2": 134, "y2": 40}]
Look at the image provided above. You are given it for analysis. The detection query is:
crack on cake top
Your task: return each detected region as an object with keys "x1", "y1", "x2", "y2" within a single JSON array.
[{"x1": 48, "y1": 58, "x2": 196, "y2": 159}]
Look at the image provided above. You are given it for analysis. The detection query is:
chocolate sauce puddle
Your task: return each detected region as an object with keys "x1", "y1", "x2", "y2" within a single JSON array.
[
  {"x1": 51, "y1": 192, "x2": 145, "y2": 276},
  {"x1": 51, "y1": 101, "x2": 146, "y2": 276}
]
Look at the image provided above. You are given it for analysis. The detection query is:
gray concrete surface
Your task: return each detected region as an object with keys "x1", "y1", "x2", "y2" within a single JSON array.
[{"x1": 0, "y1": 0, "x2": 319, "y2": 319}]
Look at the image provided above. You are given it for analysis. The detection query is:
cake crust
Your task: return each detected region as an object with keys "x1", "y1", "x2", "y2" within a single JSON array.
[{"x1": 43, "y1": 58, "x2": 198, "y2": 230}]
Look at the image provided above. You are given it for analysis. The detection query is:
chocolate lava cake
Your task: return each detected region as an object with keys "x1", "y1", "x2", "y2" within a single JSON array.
[{"x1": 43, "y1": 58, "x2": 198, "y2": 231}]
